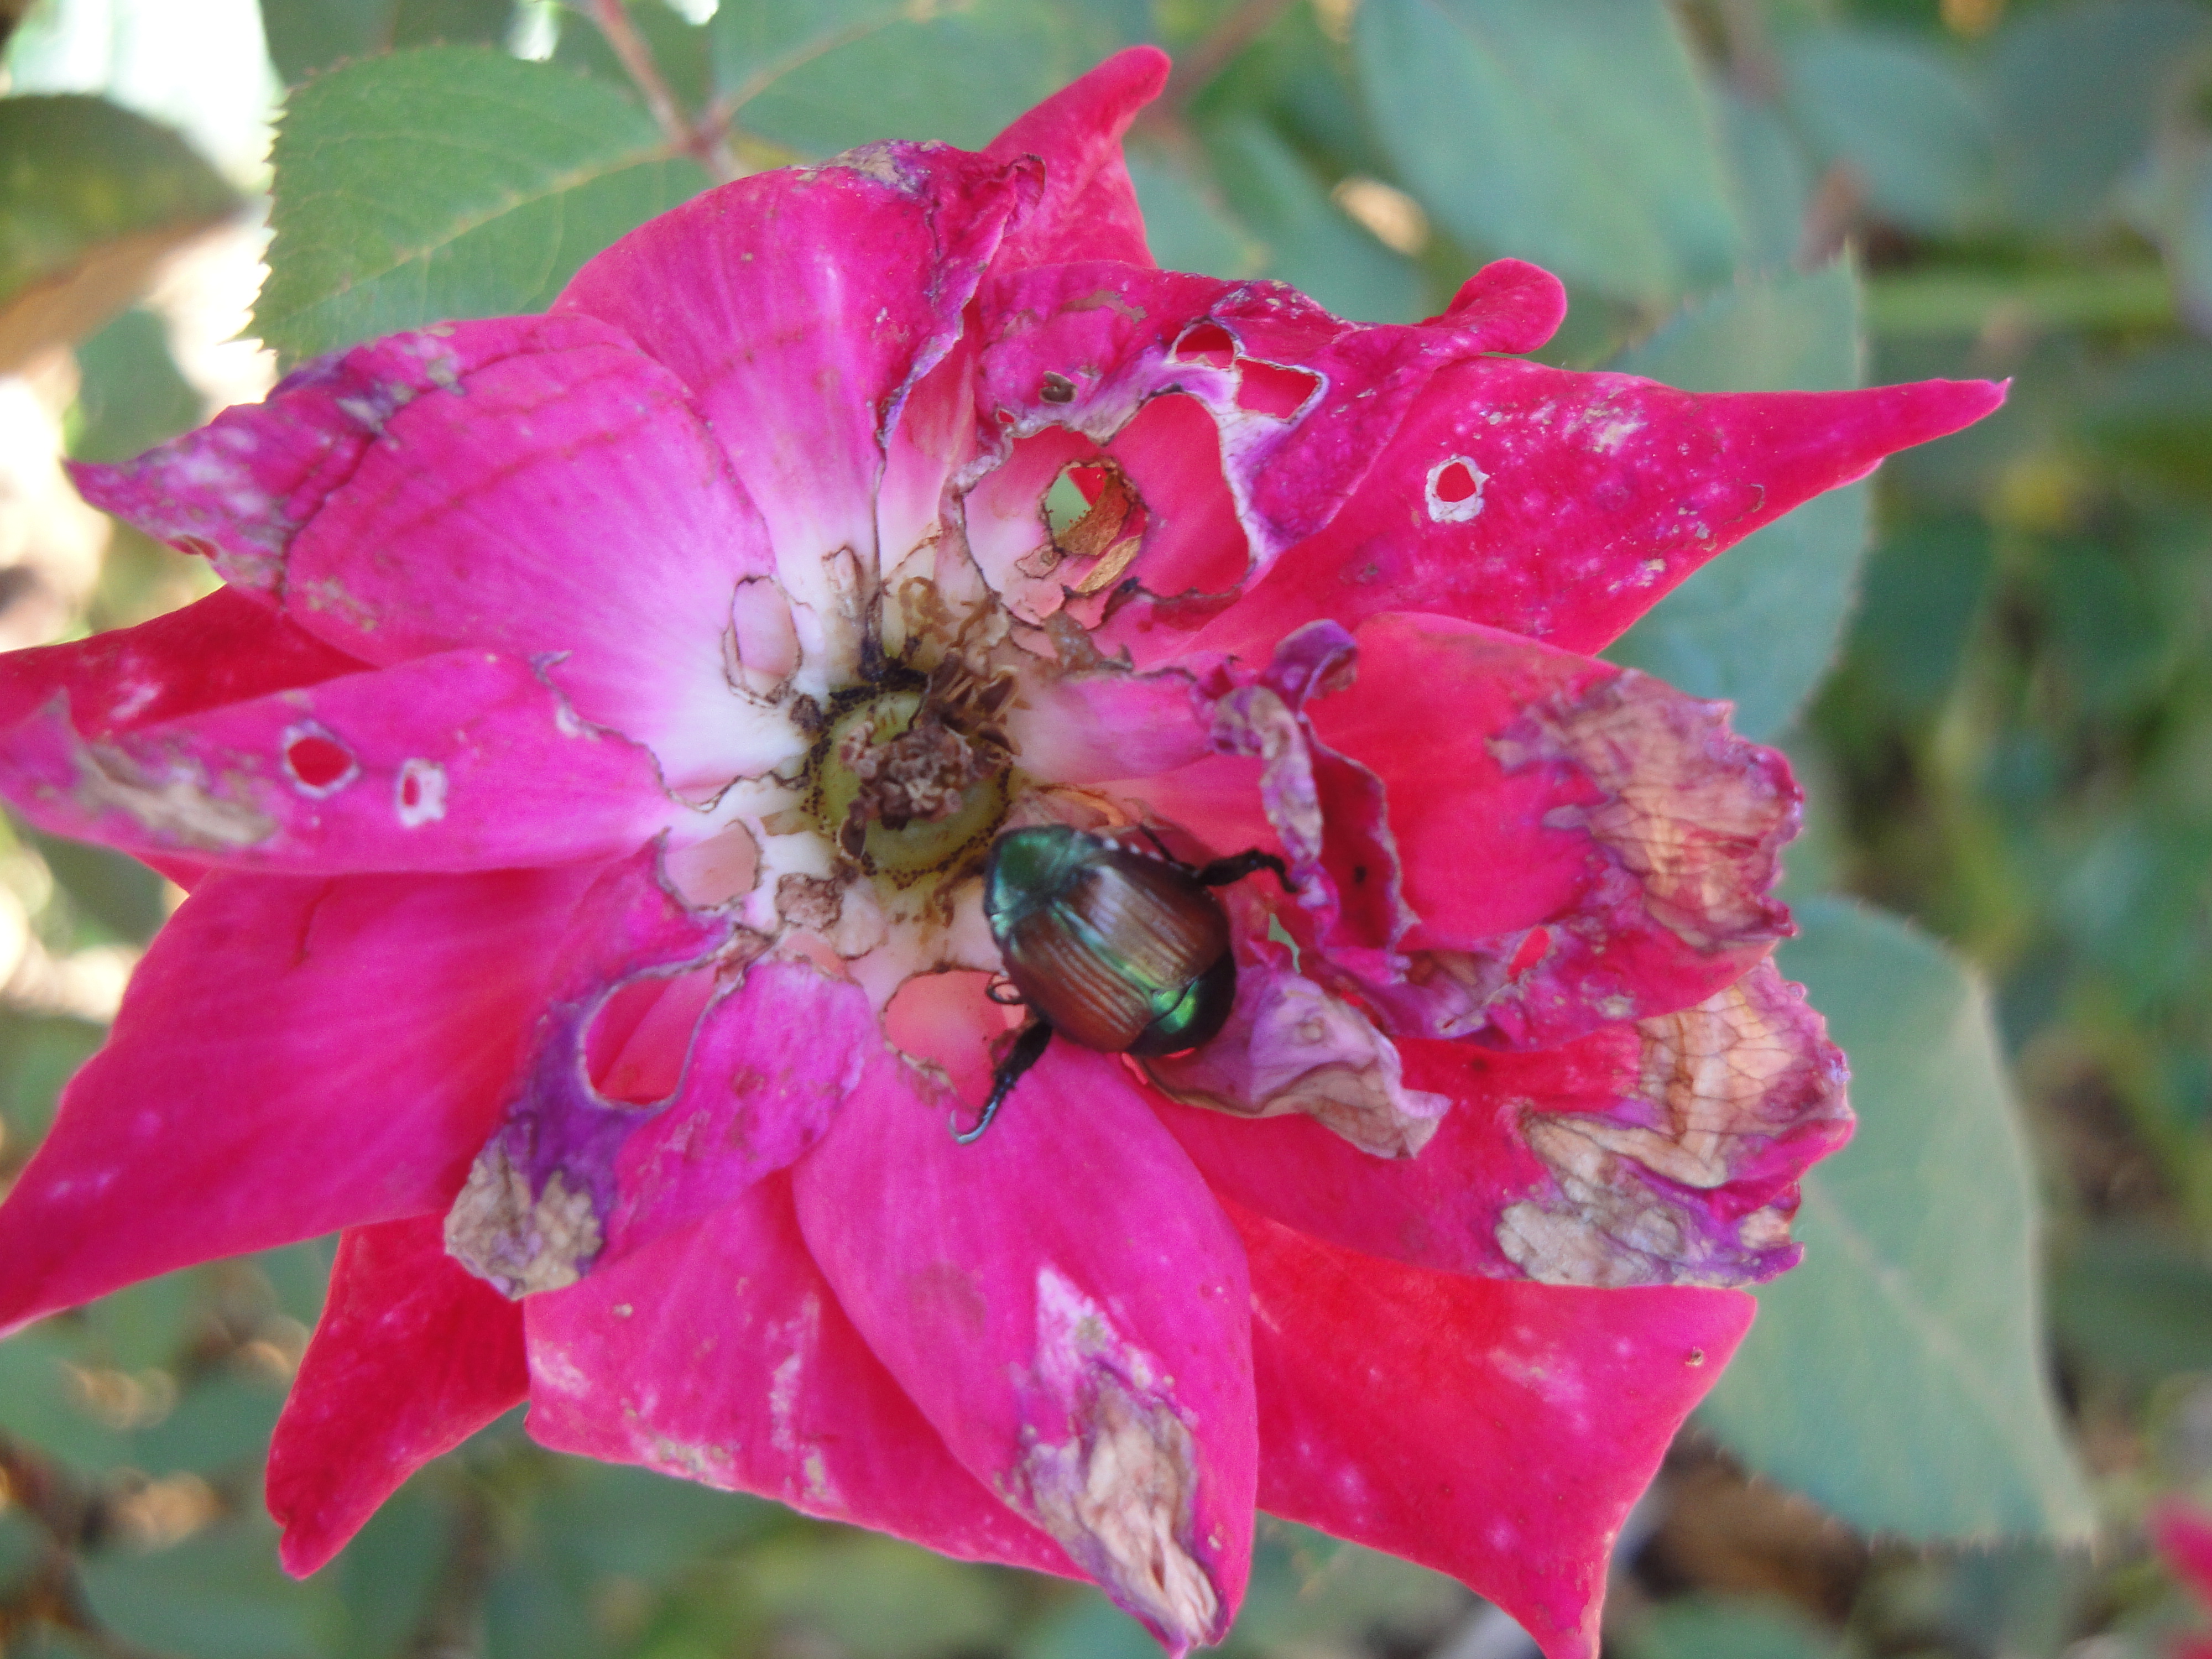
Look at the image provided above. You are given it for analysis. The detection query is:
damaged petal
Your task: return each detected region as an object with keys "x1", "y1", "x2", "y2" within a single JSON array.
[
  {"x1": 1022, "y1": 1269, "x2": 1222, "y2": 1650},
  {"x1": 1494, "y1": 668, "x2": 1796, "y2": 952},
  {"x1": 1145, "y1": 959, "x2": 1448, "y2": 1159},
  {"x1": 444, "y1": 1140, "x2": 602, "y2": 1298},
  {"x1": 1496, "y1": 963, "x2": 1851, "y2": 1288}
]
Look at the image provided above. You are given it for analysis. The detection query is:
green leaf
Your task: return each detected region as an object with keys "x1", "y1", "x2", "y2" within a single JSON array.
[
  {"x1": 1201, "y1": 114, "x2": 1422, "y2": 324},
  {"x1": 732, "y1": 0, "x2": 1112, "y2": 155},
  {"x1": 0, "y1": 94, "x2": 238, "y2": 371},
  {"x1": 1700, "y1": 899, "x2": 2094, "y2": 1542},
  {"x1": 1781, "y1": 30, "x2": 1995, "y2": 236},
  {"x1": 79, "y1": 1518, "x2": 340, "y2": 1659},
  {"x1": 0, "y1": 1008, "x2": 106, "y2": 1156},
  {"x1": 1352, "y1": 0, "x2": 1741, "y2": 304},
  {"x1": 254, "y1": 45, "x2": 711, "y2": 361},
  {"x1": 555, "y1": 0, "x2": 712, "y2": 116},
  {"x1": 1987, "y1": 0, "x2": 2207, "y2": 231},
  {"x1": 68, "y1": 307, "x2": 203, "y2": 466},
  {"x1": 390, "y1": 0, "x2": 514, "y2": 49},
  {"x1": 1844, "y1": 515, "x2": 1993, "y2": 717},
  {"x1": 1124, "y1": 143, "x2": 1267, "y2": 283},
  {"x1": 707, "y1": 0, "x2": 906, "y2": 109},
  {"x1": 1603, "y1": 262, "x2": 1866, "y2": 741},
  {"x1": 259, "y1": 0, "x2": 397, "y2": 86},
  {"x1": 1632, "y1": 1596, "x2": 1842, "y2": 1659},
  {"x1": 2050, "y1": 1228, "x2": 2212, "y2": 1380}
]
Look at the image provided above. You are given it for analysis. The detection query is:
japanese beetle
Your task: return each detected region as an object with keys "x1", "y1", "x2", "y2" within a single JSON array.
[{"x1": 956, "y1": 824, "x2": 1292, "y2": 1141}]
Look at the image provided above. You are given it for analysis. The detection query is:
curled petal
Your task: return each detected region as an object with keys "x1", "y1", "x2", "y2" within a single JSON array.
[
  {"x1": 1202, "y1": 363, "x2": 2007, "y2": 658},
  {"x1": 0, "y1": 651, "x2": 677, "y2": 874},
  {"x1": 1144, "y1": 944, "x2": 1448, "y2": 1160},
  {"x1": 1162, "y1": 962, "x2": 1850, "y2": 1288},
  {"x1": 556, "y1": 143, "x2": 1038, "y2": 655},
  {"x1": 1430, "y1": 258, "x2": 1569, "y2": 355},
  {"x1": 1235, "y1": 1199, "x2": 1754, "y2": 1659},
  {"x1": 0, "y1": 866, "x2": 589, "y2": 1334},
  {"x1": 0, "y1": 586, "x2": 361, "y2": 736},
  {"x1": 792, "y1": 1044, "x2": 1255, "y2": 1653},
  {"x1": 268, "y1": 1217, "x2": 525, "y2": 1575},
  {"x1": 1308, "y1": 613, "x2": 1798, "y2": 1046},
  {"x1": 525, "y1": 1176, "x2": 1074, "y2": 1576},
  {"x1": 986, "y1": 45, "x2": 1168, "y2": 270}
]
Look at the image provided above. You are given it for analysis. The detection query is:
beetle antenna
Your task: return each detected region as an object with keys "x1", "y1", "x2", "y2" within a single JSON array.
[
  {"x1": 1135, "y1": 822, "x2": 1186, "y2": 869},
  {"x1": 951, "y1": 1019, "x2": 1054, "y2": 1143}
]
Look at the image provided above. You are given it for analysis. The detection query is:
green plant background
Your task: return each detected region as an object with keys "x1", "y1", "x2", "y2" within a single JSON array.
[{"x1": 2, "y1": 0, "x2": 2210, "y2": 1654}]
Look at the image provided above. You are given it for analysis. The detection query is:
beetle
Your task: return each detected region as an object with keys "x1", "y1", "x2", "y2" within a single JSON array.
[{"x1": 954, "y1": 823, "x2": 1294, "y2": 1142}]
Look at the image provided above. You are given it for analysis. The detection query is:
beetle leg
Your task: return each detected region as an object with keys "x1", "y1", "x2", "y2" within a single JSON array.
[
  {"x1": 951, "y1": 1019, "x2": 1054, "y2": 1143},
  {"x1": 1194, "y1": 848, "x2": 1295, "y2": 894},
  {"x1": 983, "y1": 974, "x2": 1026, "y2": 1006},
  {"x1": 1135, "y1": 821, "x2": 1187, "y2": 869}
]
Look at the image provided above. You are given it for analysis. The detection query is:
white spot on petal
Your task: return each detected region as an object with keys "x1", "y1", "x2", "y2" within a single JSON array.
[
  {"x1": 1425, "y1": 455, "x2": 1487, "y2": 523},
  {"x1": 395, "y1": 758, "x2": 447, "y2": 827}
]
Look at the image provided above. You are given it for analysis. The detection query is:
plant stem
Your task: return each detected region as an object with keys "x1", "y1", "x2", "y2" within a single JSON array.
[{"x1": 587, "y1": 0, "x2": 738, "y2": 180}]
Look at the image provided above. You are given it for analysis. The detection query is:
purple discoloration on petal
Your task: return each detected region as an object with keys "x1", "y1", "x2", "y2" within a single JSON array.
[{"x1": 444, "y1": 848, "x2": 738, "y2": 1295}]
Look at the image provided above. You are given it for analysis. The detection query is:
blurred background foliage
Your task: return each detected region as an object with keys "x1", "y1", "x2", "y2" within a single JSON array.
[{"x1": 1, "y1": 0, "x2": 2210, "y2": 1653}]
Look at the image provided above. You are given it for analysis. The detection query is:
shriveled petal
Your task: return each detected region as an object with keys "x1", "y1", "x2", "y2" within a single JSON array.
[
  {"x1": 0, "y1": 866, "x2": 588, "y2": 1334},
  {"x1": 268, "y1": 1217, "x2": 526, "y2": 1575},
  {"x1": 555, "y1": 145, "x2": 1037, "y2": 667},
  {"x1": 1308, "y1": 613, "x2": 1799, "y2": 1046},
  {"x1": 985, "y1": 46, "x2": 1168, "y2": 270},
  {"x1": 525, "y1": 1175, "x2": 1076, "y2": 1577},
  {"x1": 1162, "y1": 961, "x2": 1850, "y2": 1287},
  {"x1": 0, "y1": 650, "x2": 675, "y2": 874},
  {"x1": 1201, "y1": 363, "x2": 2006, "y2": 658},
  {"x1": 443, "y1": 847, "x2": 736, "y2": 1297},
  {"x1": 1235, "y1": 1201, "x2": 1754, "y2": 1659},
  {"x1": 0, "y1": 585, "x2": 360, "y2": 735},
  {"x1": 1142, "y1": 881, "x2": 1447, "y2": 1160},
  {"x1": 792, "y1": 1043, "x2": 1255, "y2": 1654}
]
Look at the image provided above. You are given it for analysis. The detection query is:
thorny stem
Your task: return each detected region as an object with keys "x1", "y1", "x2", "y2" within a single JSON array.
[{"x1": 586, "y1": 0, "x2": 740, "y2": 181}]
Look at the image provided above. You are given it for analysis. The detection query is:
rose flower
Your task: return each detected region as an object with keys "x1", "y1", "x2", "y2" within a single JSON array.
[{"x1": 0, "y1": 48, "x2": 2000, "y2": 1659}]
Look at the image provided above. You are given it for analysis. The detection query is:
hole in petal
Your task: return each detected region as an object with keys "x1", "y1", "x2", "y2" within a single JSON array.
[
  {"x1": 1507, "y1": 927, "x2": 1550, "y2": 978},
  {"x1": 280, "y1": 724, "x2": 356, "y2": 795},
  {"x1": 1425, "y1": 455, "x2": 1488, "y2": 523},
  {"x1": 588, "y1": 967, "x2": 716, "y2": 1107},
  {"x1": 1234, "y1": 361, "x2": 1320, "y2": 420},
  {"x1": 1171, "y1": 322, "x2": 1235, "y2": 369}
]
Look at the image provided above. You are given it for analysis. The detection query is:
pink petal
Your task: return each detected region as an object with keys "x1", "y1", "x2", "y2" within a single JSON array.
[
  {"x1": 0, "y1": 650, "x2": 674, "y2": 874},
  {"x1": 2156, "y1": 1501, "x2": 2212, "y2": 1601},
  {"x1": 71, "y1": 316, "x2": 624, "y2": 593},
  {"x1": 0, "y1": 865, "x2": 589, "y2": 1334},
  {"x1": 269, "y1": 336, "x2": 782, "y2": 790},
  {"x1": 1004, "y1": 657, "x2": 1217, "y2": 784},
  {"x1": 267, "y1": 1217, "x2": 526, "y2": 1575},
  {"x1": 791, "y1": 1042, "x2": 1256, "y2": 1653},
  {"x1": 604, "y1": 960, "x2": 913, "y2": 1261},
  {"x1": 1234, "y1": 1200, "x2": 1754, "y2": 1659},
  {"x1": 1431, "y1": 258, "x2": 1569, "y2": 356},
  {"x1": 442, "y1": 847, "x2": 735, "y2": 1297},
  {"x1": 525, "y1": 1173, "x2": 1076, "y2": 1577},
  {"x1": 70, "y1": 318, "x2": 779, "y2": 787},
  {"x1": 985, "y1": 46, "x2": 1169, "y2": 270},
  {"x1": 972, "y1": 263, "x2": 1590, "y2": 663},
  {"x1": 1200, "y1": 366, "x2": 2006, "y2": 659},
  {"x1": 555, "y1": 147, "x2": 1037, "y2": 625},
  {"x1": 1162, "y1": 961, "x2": 1851, "y2": 1288},
  {"x1": 1307, "y1": 612, "x2": 1800, "y2": 1046},
  {"x1": 0, "y1": 586, "x2": 361, "y2": 736}
]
